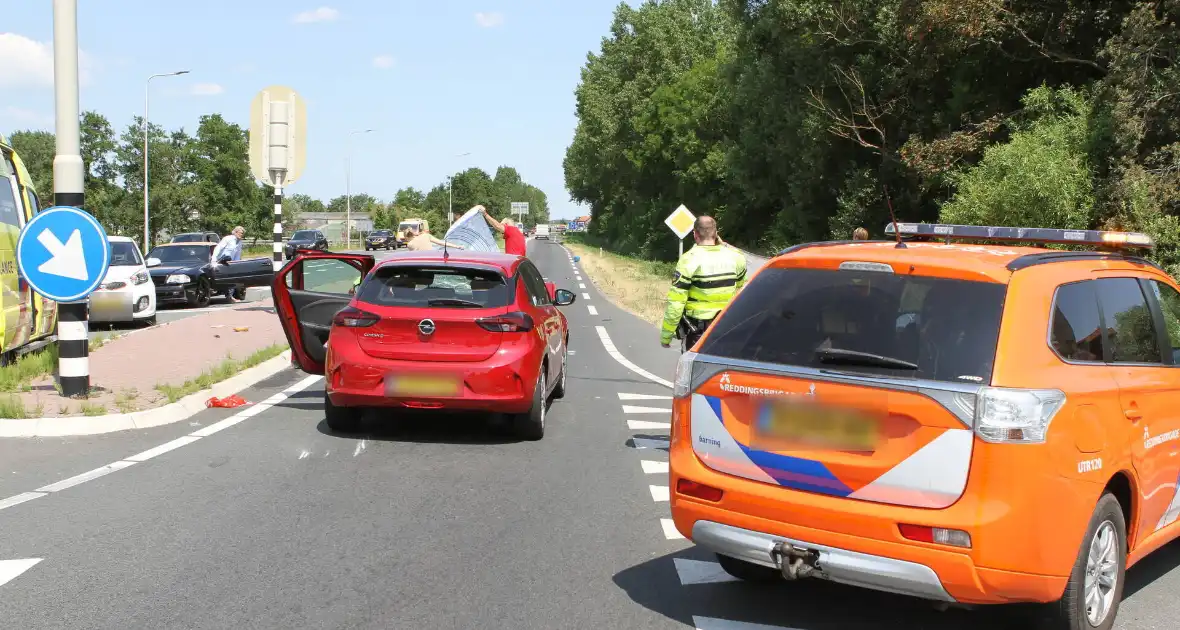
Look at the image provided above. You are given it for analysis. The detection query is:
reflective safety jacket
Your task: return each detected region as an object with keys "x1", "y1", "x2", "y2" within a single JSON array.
[{"x1": 661, "y1": 244, "x2": 747, "y2": 345}]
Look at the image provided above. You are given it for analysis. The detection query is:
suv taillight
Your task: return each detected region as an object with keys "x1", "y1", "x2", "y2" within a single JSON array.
[
  {"x1": 477, "y1": 311, "x2": 534, "y2": 332},
  {"x1": 673, "y1": 351, "x2": 697, "y2": 399},
  {"x1": 972, "y1": 387, "x2": 1066, "y2": 444},
  {"x1": 332, "y1": 307, "x2": 379, "y2": 327}
]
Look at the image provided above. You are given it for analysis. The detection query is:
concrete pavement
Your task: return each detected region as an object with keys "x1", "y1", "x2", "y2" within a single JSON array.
[{"x1": 0, "y1": 240, "x2": 1177, "y2": 628}]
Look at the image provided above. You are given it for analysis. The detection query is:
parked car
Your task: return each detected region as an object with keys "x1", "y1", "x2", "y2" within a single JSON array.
[
  {"x1": 365, "y1": 229, "x2": 395, "y2": 251},
  {"x1": 284, "y1": 229, "x2": 329, "y2": 258},
  {"x1": 171, "y1": 231, "x2": 220, "y2": 244},
  {"x1": 89, "y1": 236, "x2": 156, "y2": 325},
  {"x1": 145, "y1": 242, "x2": 272, "y2": 308},
  {"x1": 272, "y1": 250, "x2": 577, "y2": 439}
]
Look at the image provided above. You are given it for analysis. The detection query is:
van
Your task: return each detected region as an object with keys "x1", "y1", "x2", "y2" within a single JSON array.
[
  {"x1": 397, "y1": 219, "x2": 429, "y2": 247},
  {"x1": 0, "y1": 134, "x2": 58, "y2": 362},
  {"x1": 534, "y1": 224, "x2": 550, "y2": 240}
]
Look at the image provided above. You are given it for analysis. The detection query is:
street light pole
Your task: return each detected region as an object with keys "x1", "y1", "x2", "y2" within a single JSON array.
[
  {"x1": 345, "y1": 128, "x2": 373, "y2": 250},
  {"x1": 143, "y1": 69, "x2": 188, "y2": 250}
]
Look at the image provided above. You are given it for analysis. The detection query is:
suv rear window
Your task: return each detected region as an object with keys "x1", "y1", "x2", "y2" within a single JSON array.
[
  {"x1": 698, "y1": 267, "x2": 1007, "y2": 383},
  {"x1": 357, "y1": 265, "x2": 513, "y2": 308}
]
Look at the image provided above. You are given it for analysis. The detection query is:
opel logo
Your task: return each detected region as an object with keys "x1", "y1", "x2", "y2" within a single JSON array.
[{"x1": 417, "y1": 319, "x2": 436, "y2": 336}]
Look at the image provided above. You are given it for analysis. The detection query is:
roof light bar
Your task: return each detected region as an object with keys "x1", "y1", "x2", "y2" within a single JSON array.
[{"x1": 883, "y1": 222, "x2": 1154, "y2": 249}]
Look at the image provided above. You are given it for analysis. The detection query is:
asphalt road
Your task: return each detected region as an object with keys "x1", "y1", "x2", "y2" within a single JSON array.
[{"x1": 1, "y1": 240, "x2": 1179, "y2": 629}]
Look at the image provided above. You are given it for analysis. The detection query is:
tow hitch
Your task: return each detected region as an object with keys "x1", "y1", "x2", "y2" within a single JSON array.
[{"x1": 771, "y1": 541, "x2": 820, "y2": 580}]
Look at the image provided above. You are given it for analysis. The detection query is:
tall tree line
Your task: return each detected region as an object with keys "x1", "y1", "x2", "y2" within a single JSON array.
[
  {"x1": 565, "y1": 0, "x2": 1180, "y2": 272},
  {"x1": 9, "y1": 113, "x2": 550, "y2": 246}
]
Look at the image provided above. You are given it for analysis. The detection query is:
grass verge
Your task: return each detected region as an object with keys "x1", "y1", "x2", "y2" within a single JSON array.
[
  {"x1": 562, "y1": 234, "x2": 674, "y2": 326},
  {"x1": 0, "y1": 337, "x2": 108, "y2": 393},
  {"x1": 155, "y1": 343, "x2": 288, "y2": 403}
]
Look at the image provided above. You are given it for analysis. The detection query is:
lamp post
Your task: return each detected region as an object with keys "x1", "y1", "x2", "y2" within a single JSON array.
[
  {"x1": 143, "y1": 70, "x2": 189, "y2": 250},
  {"x1": 345, "y1": 128, "x2": 374, "y2": 249},
  {"x1": 447, "y1": 151, "x2": 472, "y2": 225}
]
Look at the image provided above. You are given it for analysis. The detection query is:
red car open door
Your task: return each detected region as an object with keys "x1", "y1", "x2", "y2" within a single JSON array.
[{"x1": 272, "y1": 252, "x2": 375, "y2": 374}]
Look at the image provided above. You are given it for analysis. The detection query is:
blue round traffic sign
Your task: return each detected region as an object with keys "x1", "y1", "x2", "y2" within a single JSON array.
[{"x1": 16, "y1": 206, "x2": 112, "y2": 303}]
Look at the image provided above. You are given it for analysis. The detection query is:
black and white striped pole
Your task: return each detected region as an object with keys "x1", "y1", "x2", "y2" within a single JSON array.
[
  {"x1": 52, "y1": 0, "x2": 89, "y2": 398},
  {"x1": 248, "y1": 86, "x2": 306, "y2": 271}
]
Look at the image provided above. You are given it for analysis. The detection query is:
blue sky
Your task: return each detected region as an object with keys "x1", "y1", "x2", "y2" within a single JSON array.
[{"x1": 1, "y1": 1, "x2": 631, "y2": 220}]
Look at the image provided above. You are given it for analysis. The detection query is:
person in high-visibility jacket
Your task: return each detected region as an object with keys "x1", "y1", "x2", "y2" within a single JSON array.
[{"x1": 660, "y1": 216, "x2": 747, "y2": 350}]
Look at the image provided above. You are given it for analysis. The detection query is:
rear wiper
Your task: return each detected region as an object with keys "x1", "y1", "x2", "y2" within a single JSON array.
[
  {"x1": 815, "y1": 348, "x2": 918, "y2": 370},
  {"x1": 426, "y1": 298, "x2": 484, "y2": 308}
]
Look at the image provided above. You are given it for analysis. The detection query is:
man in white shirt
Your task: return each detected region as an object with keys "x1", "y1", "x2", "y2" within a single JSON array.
[{"x1": 212, "y1": 226, "x2": 245, "y2": 263}]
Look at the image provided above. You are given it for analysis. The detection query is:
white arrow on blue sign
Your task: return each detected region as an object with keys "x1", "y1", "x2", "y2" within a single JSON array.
[{"x1": 16, "y1": 206, "x2": 111, "y2": 303}]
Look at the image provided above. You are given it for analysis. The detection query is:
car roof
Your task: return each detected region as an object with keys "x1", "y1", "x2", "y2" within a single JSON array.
[
  {"x1": 373, "y1": 250, "x2": 524, "y2": 274},
  {"x1": 154, "y1": 241, "x2": 215, "y2": 247},
  {"x1": 107, "y1": 235, "x2": 135, "y2": 243},
  {"x1": 775, "y1": 240, "x2": 1068, "y2": 283}
]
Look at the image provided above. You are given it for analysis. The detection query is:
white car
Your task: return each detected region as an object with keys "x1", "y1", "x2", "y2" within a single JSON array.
[
  {"x1": 88, "y1": 236, "x2": 156, "y2": 325},
  {"x1": 534, "y1": 224, "x2": 550, "y2": 240}
]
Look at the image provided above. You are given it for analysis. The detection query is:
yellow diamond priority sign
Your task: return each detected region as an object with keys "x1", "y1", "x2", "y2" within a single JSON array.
[{"x1": 665, "y1": 204, "x2": 696, "y2": 239}]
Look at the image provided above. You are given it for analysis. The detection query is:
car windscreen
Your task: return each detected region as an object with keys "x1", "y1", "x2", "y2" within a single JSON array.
[
  {"x1": 697, "y1": 267, "x2": 1007, "y2": 384},
  {"x1": 370, "y1": 230, "x2": 391, "y2": 237},
  {"x1": 110, "y1": 242, "x2": 143, "y2": 266},
  {"x1": 148, "y1": 246, "x2": 210, "y2": 265},
  {"x1": 291, "y1": 230, "x2": 316, "y2": 240},
  {"x1": 356, "y1": 265, "x2": 513, "y2": 308}
]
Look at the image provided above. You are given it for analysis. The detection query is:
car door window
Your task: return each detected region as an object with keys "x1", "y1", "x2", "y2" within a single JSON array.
[
  {"x1": 302, "y1": 259, "x2": 363, "y2": 294},
  {"x1": 1095, "y1": 277, "x2": 1163, "y2": 364},
  {"x1": 1050, "y1": 281, "x2": 1105, "y2": 363},
  {"x1": 1148, "y1": 280, "x2": 1180, "y2": 364},
  {"x1": 518, "y1": 263, "x2": 549, "y2": 306}
]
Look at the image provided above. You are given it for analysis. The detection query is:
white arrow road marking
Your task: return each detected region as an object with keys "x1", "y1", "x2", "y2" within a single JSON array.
[
  {"x1": 623, "y1": 405, "x2": 670, "y2": 414},
  {"x1": 619, "y1": 393, "x2": 672, "y2": 400},
  {"x1": 0, "y1": 558, "x2": 42, "y2": 588},
  {"x1": 36, "y1": 228, "x2": 88, "y2": 281},
  {"x1": 694, "y1": 616, "x2": 798, "y2": 630},
  {"x1": 628, "y1": 419, "x2": 671, "y2": 430},
  {"x1": 675, "y1": 558, "x2": 740, "y2": 586}
]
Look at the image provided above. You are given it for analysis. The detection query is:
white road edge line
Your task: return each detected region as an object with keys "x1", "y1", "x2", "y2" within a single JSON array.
[
  {"x1": 618, "y1": 393, "x2": 672, "y2": 400},
  {"x1": 595, "y1": 326, "x2": 673, "y2": 388},
  {"x1": 661, "y1": 518, "x2": 685, "y2": 540},
  {"x1": 0, "y1": 373, "x2": 325, "y2": 513},
  {"x1": 587, "y1": 305, "x2": 598, "y2": 315},
  {"x1": 0, "y1": 558, "x2": 43, "y2": 588},
  {"x1": 582, "y1": 293, "x2": 590, "y2": 300},
  {"x1": 623, "y1": 405, "x2": 670, "y2": 414}
]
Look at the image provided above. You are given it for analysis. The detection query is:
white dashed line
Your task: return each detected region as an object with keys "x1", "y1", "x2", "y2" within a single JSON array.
[
  {"x1": 619, "y1": 393, "x2": 672, "y2": 400},
  {"x1": 650, "y1": 485, "x2": 670, "y2": 502},
  {"x1": 661, "y1": 518, "x2": 685, "y2": 540},
  {"x1": 587, "y1": 305, "x2": 598, "y2": 315},
  {"x1": 0, "y1": 374, "x2": 324, "y2": 514},
  {"x1": 628, "y1": 419, "x2": 671, "y2": 430},
  {"x1": 579, "y1": 283, "x2": 586, "y2": 289},
  {"x1": 582, "y1": 292, "x2": 590, "y2": 300},
  {"x1": 641, "y1": 460, "x2": 669, "y2": 474},
  {"x1": 596, "y1": 326, "x2": 673, "y2": 388},
  {"x1": 623, "y1": 405, "x2": 670, "y2": 414}
]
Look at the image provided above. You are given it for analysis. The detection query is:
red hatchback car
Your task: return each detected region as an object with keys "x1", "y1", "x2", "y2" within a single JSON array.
[{"x1": 272, "y1": 250, "x2": 577, "y2": 439}]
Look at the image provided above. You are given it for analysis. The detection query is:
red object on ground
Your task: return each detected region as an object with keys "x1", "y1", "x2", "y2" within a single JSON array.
[
  {"x1": 503, "y1": 224, "x2": 526, "y2": 256},
  {"x1": 206, "y1": 394, "x2": 250, "y2": 408}
]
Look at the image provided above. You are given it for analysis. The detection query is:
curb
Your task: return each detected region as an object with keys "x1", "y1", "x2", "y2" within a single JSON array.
[{"x1": 0, "y1": 349, "x2": 296, "y2": 438}]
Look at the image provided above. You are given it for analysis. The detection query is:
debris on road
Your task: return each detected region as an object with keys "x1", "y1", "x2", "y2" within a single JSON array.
[{"x1": 206, "y1": 394, "x2": 250, "y2": 408}]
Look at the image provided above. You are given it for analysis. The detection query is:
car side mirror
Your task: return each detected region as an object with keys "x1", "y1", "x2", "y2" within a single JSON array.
[
  {"x1": 218, "y1": 255, "x2": 232, "y2": 264},
  {"x1": 553, "y1": 289, "x2": 576, "y2": 306},
  {"x1": 145, "y1": 258, "x2": 161, "y2": 267}
]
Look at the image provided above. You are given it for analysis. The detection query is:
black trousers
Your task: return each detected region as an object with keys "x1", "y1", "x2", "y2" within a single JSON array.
[{"x1": 678, "y1": 316, "x2": 715, "y2": 351}]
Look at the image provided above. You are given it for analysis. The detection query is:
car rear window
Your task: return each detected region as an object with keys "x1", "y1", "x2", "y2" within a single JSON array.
[
  {"x1": 356, "y1": 265, "x2": 514, "y2": 308},
  {"x1": 698, "y1": 267, "x2": 1007, "y2": 384}
]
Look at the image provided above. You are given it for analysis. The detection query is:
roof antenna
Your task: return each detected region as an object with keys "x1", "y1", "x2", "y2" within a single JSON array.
[
  {"x1": 884, "y1": 185, "x2": 906, "y2": 249},
  {"x1": 441, "y1": 229, "x2": 449, "y2": 260}
]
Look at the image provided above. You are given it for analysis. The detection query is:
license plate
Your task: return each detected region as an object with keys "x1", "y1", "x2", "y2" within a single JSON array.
[
  {"x1": 755, "y1": 403, "x2": 878, "y2": 451},
  {"x1": 386, "y1": 374, "x2": 460, "y2": 397}
]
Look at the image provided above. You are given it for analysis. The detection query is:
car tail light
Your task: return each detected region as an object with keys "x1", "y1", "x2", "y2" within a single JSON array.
[
  {"x1": 477, "y1": 311, "x2": 533, "y2": 332},
  {"x1": 971, "y1": 387, "x2": 1066, "y2": 444},
  {"x1": 332, "y1": 307, "x2": 379, "y2": 327},
  {"x1": 898, "y1": 524, "x2": 972, "y2": 548},
  {"x1": 676, "y1": 478, "x2": 723, "y2": 502},
  {"x1": 673, "y1": 351, "x2": 697, "y2": 398}
]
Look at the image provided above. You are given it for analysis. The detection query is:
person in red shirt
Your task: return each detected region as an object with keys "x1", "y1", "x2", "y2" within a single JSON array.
[{"x1": 477, "y1": 205, "x2": 527, "y2": 256}]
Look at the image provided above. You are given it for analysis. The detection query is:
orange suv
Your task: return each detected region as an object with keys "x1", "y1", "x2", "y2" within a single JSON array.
[{"x1": 668, "y1": 222, "x2": 1180, "y2": 630}]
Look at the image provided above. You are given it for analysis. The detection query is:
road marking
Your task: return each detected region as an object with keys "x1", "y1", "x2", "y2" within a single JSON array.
[
  {"x1": 619, "y1": 393, "x2": 672, "y2": 400},
  {"x1": 661, "y1": 518, "x2": 684, "y2": 540},
  {"x1": 0, "y1": 558, "x2": 42, "y2": 588},
  {"x1": 623, "y1": 405, "x2": 669, "y2": 414},
  {"x1": 0, "y1": 373, "x2": 324, "y2": 514},
  {"x1": 628, "y1": 419, "x2": 671, "y2": 430},
  {"x1": 36, "y1": 460, "x2": 136, "y2": 492},
  {"x1": 650, "y1": 485, "x2": 670, "y2": 501},
  {"x1": 587, "y1": 305, "x2": 598, "y2": 315},
  {"x1": 641, "y1": 460, "x2": 669, "y2": 474},
  {"x1": 579, "y1": 283, "x2": 586, "y2": 289},
  {"x1": 693, "y1": 616, "x2": 796, "y2": 630},
  {"x1": 582, "y1": 292, "x2": 590, "y2": 300},
  {"x1": 628, "y1": 436, "x2": 670, "y2": 450},
  {"x1": 576, "y1": 275, "x2": 582, "y2": 281},
  {"x1": 596, "y1": 326, "x2": 673, "y2": 388},
  {"x1": 675, "y1": 559, "x2": 740, "y2": 586}
]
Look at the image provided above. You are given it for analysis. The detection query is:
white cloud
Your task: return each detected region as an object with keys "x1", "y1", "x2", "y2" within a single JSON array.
[
  {"x1": 474, "y1": 12, "x2": 504, "y2": 28},
  {"x1": 292, "y1": 7, "x2": 339, "y2": 24},
  {"x1": 0, "y1": 106, "x2": 53, "y2": 129},
  {"x1": 0, "y1": 32, "x2": 96, "y2": 88},
  {"x1": 190, "y1": 83, "x2": 225, "y2": 96},
  {"x1": 371, "y1": 55, "x2": 395, "y2": 69}
]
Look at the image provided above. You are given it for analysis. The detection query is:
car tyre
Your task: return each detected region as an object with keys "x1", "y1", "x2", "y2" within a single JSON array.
[
  {"x1": 1044, "y1": 493, "x2": 1127, "y2": 630},
  {"x1": 552, "y1": 349, "x2": 567, "y2": 399},
  {"x1": 324, "y1": 391, "x2": 363, "y2": 433},
  {"x1": 190, "y1": 278, "x2": 211, "y2": 308},
  {"x1": 513, "y1": 370, "x2": 546, "y2": 441},
  {"x1": 715, "y1": 553, "x2": 782, "y2": 582}
]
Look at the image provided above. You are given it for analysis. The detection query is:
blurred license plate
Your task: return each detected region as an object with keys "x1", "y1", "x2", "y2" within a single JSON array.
[
  {"x1": 756, "y1": 404, "x2": 878, "y2": 451},
  {"x1": 386, "y1": 374, "x2": 460, "y2": 397}
]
